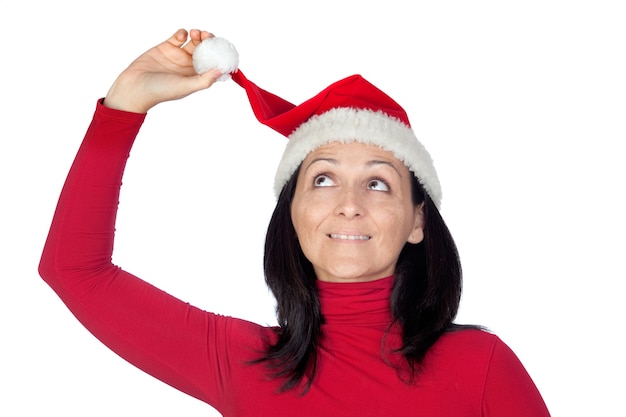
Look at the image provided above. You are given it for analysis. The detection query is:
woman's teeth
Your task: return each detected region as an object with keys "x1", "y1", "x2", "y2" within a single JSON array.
[{"x1": 329, "y1": 234, "x2": 370, "y2": 241}]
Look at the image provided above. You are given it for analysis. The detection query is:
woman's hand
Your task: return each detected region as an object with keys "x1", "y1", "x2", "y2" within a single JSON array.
[{"x1": 104, "y1": 29, "x2": 222, "y2": 113}]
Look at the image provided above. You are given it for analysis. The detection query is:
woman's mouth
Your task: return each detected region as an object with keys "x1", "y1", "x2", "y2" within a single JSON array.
[{"x1": 328, "y1": 233, "x2": 371, "y2": 241}]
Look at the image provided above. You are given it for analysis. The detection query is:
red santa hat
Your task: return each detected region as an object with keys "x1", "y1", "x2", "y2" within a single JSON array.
[{"x1": 193, "y1": 37, "x2": 442, "y2": 208}]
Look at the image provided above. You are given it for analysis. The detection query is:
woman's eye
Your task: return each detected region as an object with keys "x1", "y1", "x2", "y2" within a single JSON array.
[
  {"x1": 313, "y1": 174, "x2": 335, "y2": 187},
  {"x1": 367, "y1": 179, "x2": 389, "y2": 191}
]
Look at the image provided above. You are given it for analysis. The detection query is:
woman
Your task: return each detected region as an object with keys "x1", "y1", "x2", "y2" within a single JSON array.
[{"x1": 39, "y1": 29, "x2": 550, "y2": 416}]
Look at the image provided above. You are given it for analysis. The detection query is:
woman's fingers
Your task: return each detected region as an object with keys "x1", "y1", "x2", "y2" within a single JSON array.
[
  {"x1": 183, "y1": 29, "x2": 214, "y2": 54},
  {"x1": 160, "y1": 28, "x2": 215, "y2": 56},
  {"x1": 166, "y1": 28, "x2": 189, "y2": 48},
  {"x1": 104, "y1": 29, "x2": 221, "y2": 113}
]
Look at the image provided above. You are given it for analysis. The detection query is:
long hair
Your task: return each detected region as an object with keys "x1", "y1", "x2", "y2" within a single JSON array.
[{"x1": 259, "y1": 166, "x2": 464, "y2": 392}]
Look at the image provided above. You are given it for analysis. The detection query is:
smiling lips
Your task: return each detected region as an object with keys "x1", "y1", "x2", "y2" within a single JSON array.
[{"x1": 328, "y1": 233, "x2": 371, "y2": 241}]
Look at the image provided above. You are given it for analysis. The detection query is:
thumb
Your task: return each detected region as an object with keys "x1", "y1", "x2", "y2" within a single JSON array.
[
  {"x1": 178, "y1": 68, "x2": 224, "y2": 96},
  {"x1": 197, "y1": 68, "x2": 224, "y2": 89}
]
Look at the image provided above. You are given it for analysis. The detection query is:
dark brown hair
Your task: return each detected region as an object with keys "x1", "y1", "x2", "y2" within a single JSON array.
[{"x1": 258, "y1": 167, "x2": 465, "y2": 392}]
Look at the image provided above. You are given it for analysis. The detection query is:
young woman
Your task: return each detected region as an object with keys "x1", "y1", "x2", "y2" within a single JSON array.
[{"x1": 39, "y1": 28, "x2": 550, "y2": 416}]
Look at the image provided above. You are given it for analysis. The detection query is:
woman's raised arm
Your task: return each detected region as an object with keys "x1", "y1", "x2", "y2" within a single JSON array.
[{"x1": 38, "y1": 30, "x2": 239, "y2": 408}]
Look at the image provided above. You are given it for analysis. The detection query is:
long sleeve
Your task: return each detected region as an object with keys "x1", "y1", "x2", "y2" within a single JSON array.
[{"x1": 38, "y1": 100, "x2": 244, "y2": 408}]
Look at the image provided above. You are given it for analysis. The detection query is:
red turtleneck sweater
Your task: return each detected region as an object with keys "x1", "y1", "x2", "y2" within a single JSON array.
[{"x1": 39, "y1": 101, "x2": 550, "y2": 416}]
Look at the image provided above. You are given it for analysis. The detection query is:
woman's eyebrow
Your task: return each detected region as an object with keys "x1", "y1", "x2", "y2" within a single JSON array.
[
  {"x1": 304, "y1": 157, "x2": 338, "y2": 171},
  {"x1": 366, "y1": 159, "x2": 402, "y2": 176},
  {"x1": 305, "y1": 157, "x2": 402, "y2": 176}
]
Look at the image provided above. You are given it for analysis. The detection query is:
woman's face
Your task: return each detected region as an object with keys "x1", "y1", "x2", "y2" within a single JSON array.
[{"x1": 291, "y1": 142, "x2": 424, "y2": 283}]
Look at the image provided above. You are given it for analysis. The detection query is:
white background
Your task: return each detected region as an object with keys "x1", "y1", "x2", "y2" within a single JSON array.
[{"x1": 1, "y1": 1, "x2": 625, "y2": 415}]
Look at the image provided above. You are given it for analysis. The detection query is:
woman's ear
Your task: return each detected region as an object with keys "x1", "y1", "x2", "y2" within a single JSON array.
[{"x1": 407, "y1": 202, "x2": 425, "y2": 244}]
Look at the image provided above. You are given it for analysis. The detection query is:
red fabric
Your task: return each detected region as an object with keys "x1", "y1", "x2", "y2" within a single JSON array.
[
  {"x1": 39, "y1": 100, "x2": 550, "y2": 417},
  {"x1": 232, "y1": 71, "x2": 411, "y2": 136}
]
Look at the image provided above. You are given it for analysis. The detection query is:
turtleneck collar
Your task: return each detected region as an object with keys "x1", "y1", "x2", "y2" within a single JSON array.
[{"x1": 316, "y1": 275, "x2": 395, "y2": 327}]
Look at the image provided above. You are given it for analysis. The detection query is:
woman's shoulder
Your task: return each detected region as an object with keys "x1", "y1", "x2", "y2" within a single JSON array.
[
  {"x1": 431, "y1": 327, "x2": 550, "y2": 415},
  {"x1": 440, "y1": 325, "x2": 499, "y2": 349},
  {"x1": 427, "y1": 325, "x2": 531, "y2": 383},
  {"x1": 428, "y1": 326, "x2": 502, "y2": 367},
  {"x1": 420, "y1": 327, "x2": 504, "y2": 395}
]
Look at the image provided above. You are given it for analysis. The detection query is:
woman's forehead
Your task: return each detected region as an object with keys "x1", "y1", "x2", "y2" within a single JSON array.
[
  {"x1": 304, "y1": 141, "x2": 402, "y2": 161},
  {"x1": 300, "y1": 142, "x2": 411, "y2": 180}
]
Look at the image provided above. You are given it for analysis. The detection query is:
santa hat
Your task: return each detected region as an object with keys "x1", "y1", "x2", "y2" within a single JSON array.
[{"x1": 193, "y1": 37, "x2": 442, "y2": 208}]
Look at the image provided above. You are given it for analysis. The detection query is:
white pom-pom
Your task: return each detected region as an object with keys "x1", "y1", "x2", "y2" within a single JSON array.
[{"x1": 192, "y1": 37, "x2": 239, "y2": 82}]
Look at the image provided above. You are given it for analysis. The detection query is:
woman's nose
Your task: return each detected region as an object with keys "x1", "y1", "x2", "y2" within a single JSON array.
[{"x1": 333, "y1": 186, "x2": 364, "y2": 218}]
